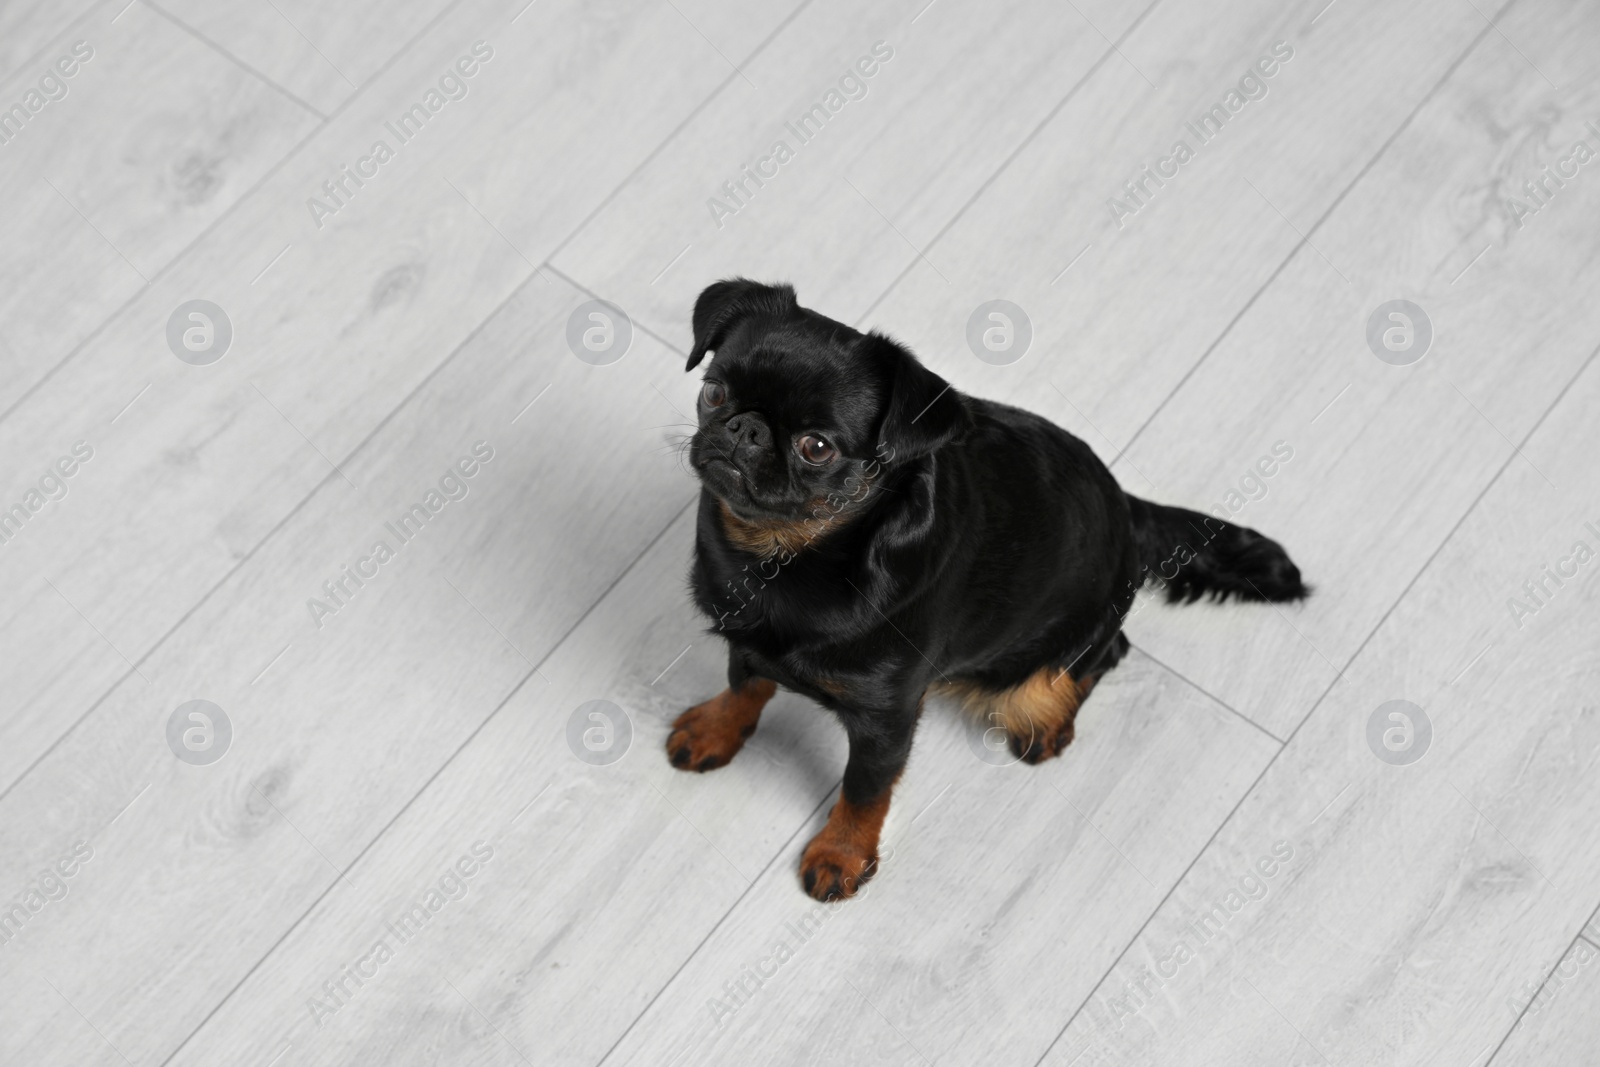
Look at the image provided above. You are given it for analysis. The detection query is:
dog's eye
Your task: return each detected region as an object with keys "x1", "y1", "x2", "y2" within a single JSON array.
[
  {"x1": 796, "y1": 434, "x2": 836, "y2": 465},
  {"x1": 700, "y1": 380, "x2": 727, "y2": 408}
]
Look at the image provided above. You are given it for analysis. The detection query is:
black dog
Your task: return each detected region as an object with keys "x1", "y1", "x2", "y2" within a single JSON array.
[{"x1": 669, "y1": 279, "x2": 1306, "y2": 901}]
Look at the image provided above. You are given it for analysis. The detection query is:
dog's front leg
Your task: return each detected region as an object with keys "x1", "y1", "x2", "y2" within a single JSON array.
[
  {"x1": 667, "y1": 647, "x2": 775, "y2": 773},
  {"x1": 800, "y1": 706, "x2": 918, "y2": 901}
]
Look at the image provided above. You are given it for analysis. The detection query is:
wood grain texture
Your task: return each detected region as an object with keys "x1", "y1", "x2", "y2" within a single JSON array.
[
  {"x1": 550, "y1": 0, "x2": 1132, "y2": 348},
  {"x1": 0, "y1": 0, "x2": 98, "y2": 84},
  {"x1": 1, "y1": 0, "x2": 1598, "y2": 1064},
  {"x1": 163, "y1": 510, "x2": 853, "y2": 1067},
  {"x1": 1041, "y1": 338, "x2": 1600, "y2": 1067},
  {"x1": 1118, "y1": 0, "x2": 1600, "y2": 738},
  {"x1": 0, "y1": 0, "x2": 318, "y2": 414},
  {"x1": 0, "y1": 565, "x2": 129, "y2": 796},
  {"x1": 0, "y1": 269, "x2": 700, "y2": 1064},
  {"x1": 0, "y1": 0, "x2": 751, "y2": 797},
  {"x1": 864, "y1": 0, "x2": 1494, "y2": 455},
  {"x1": 154, "y1": 0, "x2": 453, "y2": 114},
  {"x1": 1489, "y1": 937, "x2": 1600, "y2": 1067},
  {"x1": 602, "y1": 653, "x2": 1280, "y2": 1067}
]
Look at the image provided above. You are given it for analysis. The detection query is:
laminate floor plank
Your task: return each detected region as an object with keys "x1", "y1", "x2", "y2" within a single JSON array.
[
  {"x1": 602, "y1": 650, "x2": 1281, "y2": 1067},
  {"x1": 1040, "y1": 341, "x2": 1600, "y2": 1067},
  {"x1": 1489, "y1": 934, "x2": 1600, "y2": 1067},
  {"x1": 154, "y1": 0, "x2": 454, "y2": 115},
  {"x1": 1116, "y1": 0, "x2": 1600, "y2": 737},
  {"x1": 0, "y1": 268, "x2": 703, "y2": 1065},
  {"x1": 0, "y1": 0, "x2": 319, "y2": 414},
  {"x1": 3, "y1": 0, "x2": 1595, "y2": 1064},
  {"x1": 0, "y1": 0, "x2": 781, "y2": 799},
  {"x1": 0, "y1": 560, "x2": 129, "y2": 798},
  {"x1": 861, "y1": 0, "x2": 1495, "y2": 456},
  {"x1": 152, "y1": 502, "x2": 1280, "y2": 1067},
  {"x1": 0, "y1": 0, "x2": 99, "y2": 84},
  {"x1": 549, "y1": 0, "x2": 1141, "y2": 349},
  {"x1": 160, "y1": 509, "x2": 853, "y2": 1067}
]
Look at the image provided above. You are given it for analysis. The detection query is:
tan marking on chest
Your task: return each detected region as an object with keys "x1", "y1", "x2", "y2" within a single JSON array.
[{"x1": 718, "y1": 501, "x2": 834, "y2": 558}]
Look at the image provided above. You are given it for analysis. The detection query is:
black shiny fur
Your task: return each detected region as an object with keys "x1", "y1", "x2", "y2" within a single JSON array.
[{"x1": 681, "y1": 279, "x2": 1307, "y2": 830}]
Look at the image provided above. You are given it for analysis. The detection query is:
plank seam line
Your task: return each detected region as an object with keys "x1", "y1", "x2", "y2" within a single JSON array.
[
  {"x1": 0, "y1": 0, "x2": 819, "y2": 799},
  {"x1": 1027, "y1": 12, "x2": 1551, "y2": 1056},
  {"x1": 1104, "y1": 4, "x2": 1513, "y2": 471},
  {"x1": 1482, "y1": 924, "x2": 1599, "y2": 1067},
  {"x1": 592, "y1": 785, "x2": 841, "y2": 1067},
  {"x1": 155, "y1": 494, "x2": 696, "y2": 1067},
  {"x1": 0, "y1": 249, "x2": 546, "y2": 806},
  {"x1": 0, "y1": 0, "x2": 100, "y2": 96},
  {"x1": 1028, "y1": 328, "x2": 1600, "y2": 1067},
  {"x1": 1, "y1": 0, "x2": 813, "y2": 796},
  {"x1": 542, "y1": 0, "x2": 818, "y2": 269},
  {"x1": 0, "y1": 0, "x2": 474, "y2": 427},
  {"x1": 1126, "y1": 638, "x2": 1286, "y2": 746},
  {"x1": 1288, "y1": 331, "x2": 1600, "y2": 743},
  {"x1": 142, "y1": 0, "x2": 329, "y2": 119},
  {"x1": 851, "y1": 0, "x2": 1166, "y2": 330},
  {"x1": 543, "y1": 263, "x2": 690, "y2": 358}
]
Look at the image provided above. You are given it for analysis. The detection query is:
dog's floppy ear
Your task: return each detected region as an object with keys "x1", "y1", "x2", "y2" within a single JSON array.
[
  {"x1": 686, "y1": 278, "x2": 798, "y2": 371},
  {"x1": 866, "y1": 331, "x2": 969, "y2": 462}
]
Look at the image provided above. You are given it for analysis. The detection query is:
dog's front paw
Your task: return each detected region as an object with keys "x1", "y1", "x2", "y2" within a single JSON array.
[
  {"x1": 799, "y1": 834, "x2": 878, "y2": 901},
  {"x1": 665, "y1": 682, "x2": 773, "y2": 772},
  {"x1": 665, "y1": 702, "x2": 751, "y2": 772}
]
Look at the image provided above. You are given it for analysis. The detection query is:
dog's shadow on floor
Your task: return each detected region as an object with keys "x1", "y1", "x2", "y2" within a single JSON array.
[
  {"x1": 749, "y1": 689, "x2": 1007, "y2": 807},
  {"x1": 746, "y1": 690, "x2": 849, "y2": 802}
]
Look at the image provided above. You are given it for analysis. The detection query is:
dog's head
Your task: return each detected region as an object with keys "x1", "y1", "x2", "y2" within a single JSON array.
[{"x1": 683, "y1": 279, "x2": 968, "y2": 527}]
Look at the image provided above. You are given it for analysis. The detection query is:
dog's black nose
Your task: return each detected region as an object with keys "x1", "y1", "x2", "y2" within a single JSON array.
[{"x1": 725, "y1": 413, "x2": 771, "y2": 450}]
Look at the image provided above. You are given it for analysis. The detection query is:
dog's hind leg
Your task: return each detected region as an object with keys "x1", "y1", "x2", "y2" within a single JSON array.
[
  {"x1": 950, "y1": 630, "x2": 1129, "y2": 765},
  {"x1": 1003, "y1": 669, "x2": 1083, "y2": 764},
  {"x1": 946, "y1": 669, "x2": 1080, "y2": 764}
]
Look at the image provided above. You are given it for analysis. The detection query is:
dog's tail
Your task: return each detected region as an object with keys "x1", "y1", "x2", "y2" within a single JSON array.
[{"x1": 1127, "y1": 496, "x2": 1308, "y2": 604}]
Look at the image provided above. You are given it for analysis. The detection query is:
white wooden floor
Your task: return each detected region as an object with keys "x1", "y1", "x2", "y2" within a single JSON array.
[{"x1": 2, "y1": 0, "x2": 1597, "y2": 1064}]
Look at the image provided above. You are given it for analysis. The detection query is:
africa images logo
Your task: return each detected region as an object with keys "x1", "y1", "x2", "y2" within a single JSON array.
[
  {"x1": 305, "y1": 41, "x2": 494, "y2": 230},
  {"x1": 705, "y1": 40, "x2": 894, "y2": 229},
  {"x1": 0, "y1": 841, "x2": 94, "y2": 951},
  {"x1": 0, "y1": 440, "x2": 93, "y2": 549},
  {"x1": 1505, "y1": 520, "x2": 1600, "y2": 629},
  {"x1": 0, "y1": 40, "x2": 95, "y2": 150},
  {"x1": 1106, "y1": 40, "x2": 1294, "y2": 229},
  {"x1": 305, "y1": 442, "x2": 495, "y2": 629},
  {"x1": 303, "y1": 841, "x2": 494, "y2": 1026}
]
